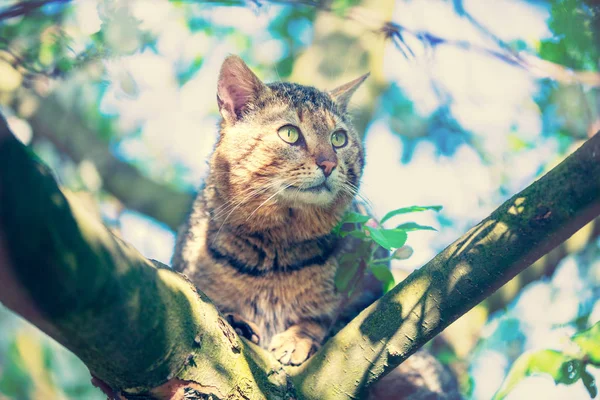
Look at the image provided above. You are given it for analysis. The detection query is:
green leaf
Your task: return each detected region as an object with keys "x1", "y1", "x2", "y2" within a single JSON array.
[
  {"x1": 334, "y1": 255, "x2": 360, "y2": 292},
  {"x1": 365, "y1": 227, "x2": 407, "y2": 250},
  {"x1": 493, "y1": 350, "x2": 582, "y2": 400},
  {"x1": 572, "y1": 321, "x2": 600, "y2": 365},
  {"x1": 380, "y1": 205, "x2": 443, "y2": 224},
  {"x1": 340, "y1": 229, "x2": 367, "y2": 239},
  {"x1": 369, "y1": 265, "x2": 395, "y2": 293},
  {"x1": 395, "y1": 222, "x2": 437, "y2": 232},
  {"x1": 341, "y1": 212, "x2": 371, "y2": 224},
  {"x1": 556, "y1": 359, "x2": 583, "y2": 385},
  {"x1": 332, "y1": 222, "x2": 343, "y2": 236},
  {"x1": 331, "y1": 0, "x2": 361, "y2": 16},
  {"x1": 582, "y1": 369, "x2": 597, "y2": 398},
  {"x1": 508, "y1": 133, "x2": 531, "y2": 152},
  {"x1": 334, "y1": 212, "x2": 371, "y2": 236}
]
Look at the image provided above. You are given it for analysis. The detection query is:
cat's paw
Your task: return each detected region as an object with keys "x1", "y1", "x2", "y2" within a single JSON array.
[
  {"x1": 269, "y1": 329, "x2": 319, "y2": 366},
  {"x1": 226, "y1": 313, "x2": 260, "y2": 345}
]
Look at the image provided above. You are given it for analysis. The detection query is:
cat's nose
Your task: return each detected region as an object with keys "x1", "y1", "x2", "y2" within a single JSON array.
[{"x1": 317, "y1": 159, "x2": 337, "y2": 177}]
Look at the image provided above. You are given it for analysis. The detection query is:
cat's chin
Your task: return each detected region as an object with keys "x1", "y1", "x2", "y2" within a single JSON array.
[{"x1": 279, "y1": 185, "x2": 339, "y2": 207}]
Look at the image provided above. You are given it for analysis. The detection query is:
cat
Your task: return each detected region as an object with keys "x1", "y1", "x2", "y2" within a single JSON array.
[{"x1": 171, "y1": 55, "x2": 460, "y2": 398}]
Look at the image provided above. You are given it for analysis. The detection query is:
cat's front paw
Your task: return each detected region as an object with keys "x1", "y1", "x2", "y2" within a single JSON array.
[
  {"x1": 269, "y1": 328, "x2": 319, "y2": 366},
  {"x1": 226, "y1": 313, "x2": 260, "y2": 345}
]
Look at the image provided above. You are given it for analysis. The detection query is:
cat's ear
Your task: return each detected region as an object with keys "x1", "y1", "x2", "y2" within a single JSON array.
[
  {"x1": 217, "y1": 55, "x2": 267, "y2": 123},
  {"x1": 328, "y1": 73, "x2": 370, "y2": 112}
]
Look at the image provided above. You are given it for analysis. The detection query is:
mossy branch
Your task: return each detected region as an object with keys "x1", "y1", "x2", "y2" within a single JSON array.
[
  {"x1": 0, "y1": 111, "x2": 599, "y2": 399},
  {"x1": 0, "y1": 117, "x2": 286, "y2": 398}
]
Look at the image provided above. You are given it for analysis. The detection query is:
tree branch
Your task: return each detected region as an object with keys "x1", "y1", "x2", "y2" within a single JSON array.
[
  {"x1": 485, "y1": 216, "x2": 600, "y2": 314},
  {"x1": 291, "y1": 131, "x2": 600, "y2": 399}
]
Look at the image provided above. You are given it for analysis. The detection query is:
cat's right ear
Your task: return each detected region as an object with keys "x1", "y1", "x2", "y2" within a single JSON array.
[
  {"x1": 217, "y1": 55, "x2": 267, "y2": 124},
  {"x1": 328, "y1": 73, "x2": 369, "y2": 112}
]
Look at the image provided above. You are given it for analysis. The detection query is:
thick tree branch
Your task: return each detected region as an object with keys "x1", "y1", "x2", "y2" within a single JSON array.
[
  {"x1": 485, "y1": 216, "x2": 600, "y2": 314},
  {"x1": 291, "y1": 131, "x2": 600, "y2": 399},
  {"x1": 0, "y1": 116, "x2": 286, "y2": 398},
  {"x1": 1, "y1": 111, "x2": 599, "y2": 399}
]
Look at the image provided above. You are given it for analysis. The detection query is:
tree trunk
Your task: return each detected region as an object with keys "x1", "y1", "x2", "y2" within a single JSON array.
[{"x1": 0, "y1": 114, "x2": 599, "y2": 399}]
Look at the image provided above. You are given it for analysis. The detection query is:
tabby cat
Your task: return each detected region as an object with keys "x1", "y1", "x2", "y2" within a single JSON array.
[{"x1": 172, "y1": 56, "x2": 460, "y2": 399}]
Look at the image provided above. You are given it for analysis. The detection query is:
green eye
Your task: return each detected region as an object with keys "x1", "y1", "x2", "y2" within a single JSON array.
[
  {"x1": 277, "y1": 125, "x2": 300, "y2": 144},
  {"x1": 331, "y1": 130, "x2": 347, "y2": 148}
]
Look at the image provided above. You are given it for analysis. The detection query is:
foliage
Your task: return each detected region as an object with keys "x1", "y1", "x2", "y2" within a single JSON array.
[
  {"x1": 539, "y1": 0, "x2": 599, "y2": 70},
  {"x1": 333, "y1": 206, "x2": 441, "y2": 294},
  {"x1": 494, "y1": 321, "x2": 600, "y2": 399},
  {"x1": 0, "y1": 308, "x2": 104, "y2": 399}
]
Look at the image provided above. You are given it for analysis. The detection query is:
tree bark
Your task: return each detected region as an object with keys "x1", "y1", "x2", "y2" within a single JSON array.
[{"x1": 0, "y1": 113, "x2": 599, "y2": 399}]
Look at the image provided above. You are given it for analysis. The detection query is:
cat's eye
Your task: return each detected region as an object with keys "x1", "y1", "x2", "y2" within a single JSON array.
[
  {"x1": 331, "y1": 130, "x2": 347, "y2": 148},
  {"x1": 277, "y1": 125, "x2": 300, "y2": 144}
]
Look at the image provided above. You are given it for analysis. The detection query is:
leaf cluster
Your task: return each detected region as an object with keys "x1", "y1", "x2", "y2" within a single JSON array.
[
  {"x1": 494, "y1": 321, "x2": 600, "y2": 399},
  {"x1": 333, "y1": 205, "x2": 442, "y2": 295}
]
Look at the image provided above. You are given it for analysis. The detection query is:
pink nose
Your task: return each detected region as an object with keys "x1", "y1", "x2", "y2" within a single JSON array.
[{"x1": 317, "y1": 160, "x2": 337, "y2": 177}]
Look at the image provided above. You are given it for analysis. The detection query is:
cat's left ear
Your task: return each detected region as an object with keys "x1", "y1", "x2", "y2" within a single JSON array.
[{"x1": 328, "y1": 73, "x2": 370, "y2": 112}]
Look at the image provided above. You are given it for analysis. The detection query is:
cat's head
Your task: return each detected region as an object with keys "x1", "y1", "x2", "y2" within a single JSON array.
[{"x1": 211, "y1": 55, "x2": 367, "y2": 215}]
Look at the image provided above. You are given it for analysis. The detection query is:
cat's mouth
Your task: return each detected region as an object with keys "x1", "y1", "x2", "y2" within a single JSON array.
[
  {"x1": 290, "y1": 182, "x2": 330, "y2": 193},
  {"x1": 280, "y1": 180, "x2": 337, "y2": 206}
]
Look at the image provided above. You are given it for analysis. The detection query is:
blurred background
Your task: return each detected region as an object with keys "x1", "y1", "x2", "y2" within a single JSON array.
[{"x1": 0, "y1": 0, "x2": 599, "y2": 398}]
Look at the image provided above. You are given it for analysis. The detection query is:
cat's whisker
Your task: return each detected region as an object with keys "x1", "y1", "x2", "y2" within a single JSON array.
[
  {"x1": 211, "y1": 194, "x2": 259, "y2": 245},
  {"x1": 211, "y1": 187, "x2": 270, "y2": 222},
  {"x1": 211, "y1": 187, "x2": 266, "y2": 219},
  {"x1": 211, "y1": 182, "x2": 278, "y2": 219},
  {"x1": 337, "y1": 183, "x2": 373, "y2": 214},
  {"x1": 209, "y1": 172, "x2": 280, "y2": 217},
  {"x1": 211, "y1": 181, "x2": 283, "y2": 244},
  {"x1": 343, "y1": 181, "x2": 374, "y2": 210},
  {"x1": 244, "y1": 181, "x2": 298, "y2": 222},
  {"x1": 338, "y1": 186, "x2": 358, "y2": 202}
]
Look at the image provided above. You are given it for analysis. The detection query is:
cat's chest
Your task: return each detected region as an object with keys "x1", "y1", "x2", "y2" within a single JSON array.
[
  {"x1": 207, "y1": 220, "x2": 339, "y2": 274},
  {"x1": 235, "y1": 264, "x2": 340, "y2": 344}
]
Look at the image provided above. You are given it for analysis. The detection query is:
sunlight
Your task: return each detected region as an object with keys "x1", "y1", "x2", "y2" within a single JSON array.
[
  {"x1": 0, "y1": 61, "x2": 22, "y2": 92},
  {"x1": 119, "y1": 211, "x2": 175, "y2": 265},
  {"x1": 5, "y1": 116, "x2": 32, "y2": 145},
  {"x1": 506, "y1": 375, "x2": 589, "y2": 400},
  {"x1": 73, "y1": 0, "x2": 101, "y2": 35},
  {"x1": 447, "y1": 261, "x2": 473, "y2": 293},
  {"x1": 131, "y1": 0, "x2": 176, "y2": 33},
  {"x1": 466, "y1": 0, "x2": 551, "y2": 43},
  {"x1": 471, "y1": 349, "x2": 509, "y2": 399},
  {"x1": 508, "y1": 197, "x2": 526, "y2": 216}
]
